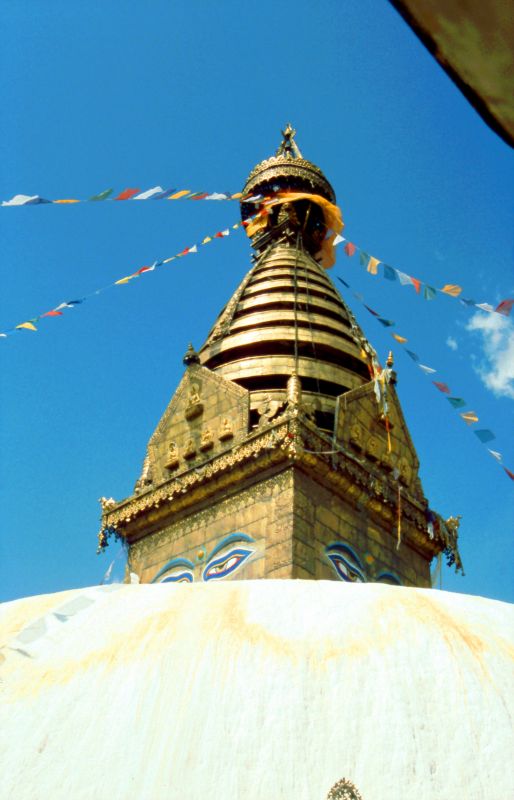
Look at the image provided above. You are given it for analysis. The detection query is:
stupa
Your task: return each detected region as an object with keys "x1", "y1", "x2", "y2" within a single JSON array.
[{"x1": 3, "y1": 129, "x2": 512, "y2": 800}]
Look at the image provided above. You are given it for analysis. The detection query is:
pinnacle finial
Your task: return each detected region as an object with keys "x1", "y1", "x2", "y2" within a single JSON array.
[
  {"x1": 183, "y1": 342, "x2": 200, "y2": 366},
  {"x1": 276, "y1": 123, "x2": 303, "y2": 159},
  {"x1": 386, "y1": 351, "x2": 394, "y2": 368}
]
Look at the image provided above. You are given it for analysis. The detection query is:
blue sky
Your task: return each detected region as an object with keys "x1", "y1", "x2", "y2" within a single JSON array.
[{"x1": 1, "y1": 0, "x2": 512, "y2": 603}]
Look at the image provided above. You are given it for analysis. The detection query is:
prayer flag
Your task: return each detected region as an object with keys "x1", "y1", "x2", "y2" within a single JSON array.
[
  {"x1": 169, "y1": 190, "x2": 191, "y2": 200},
  {"x1": 377, "y1": 318, "x2": 395, "y2": 327},
  {"x1": 359, "y1": 251, "x2": 369, "y2": 268},
  {"x1": 460, "y1": 411, "x2": 478, "y2": 425},
  {"x1": 504, "y1": 467, "x2": 514, "y2": 480},
  {"x1": 333, "y1": 234, "x2": 345, "y2": 246},
  {"x1": 41, "y1": 310, "x2": 63, "y2": 317},
  {"x1": 189, "y1": 192, "x2": 209, "y2": 200},
  {"x1": 337, "y1": 277, "x2": 350, "y2": 289},
  {"x1": 115, "y1": 277, "x2": 131, "y2": 285},
  {"x1": 433, "y1": 381, "x2": 450, "y2": 394},
  {"x1": 152, "y1": 189, "x2": 176, "y2": 200},
  {"x1": 383, "y1": 265, "x2": 396, "y2": 281},
  {"x1": 16, "y1": 322, "x2": 37, "y2": 331},
  {"x1": 3, "y1": 194, "x2": 50, "y2": 205},
  {"x1": 441, "y1": 284, "x2": 462, "y2": 298},
  {"x1": 495, "y1": 299, "x2": 514, "y2": 316},
  {"x1": 474, "y1": 429, "x2": 495, "y2": 443},
  {"x1": 411, "y1": 277, "x2": 421, "y2": 293},
  {"x1": 460, "y1": 298, "x2": 476, "y2": 307},
  {"x1": 397, "y1": 270, "x2": 414, "y2": 287},
  {"x1": 202, "y1": 236, "x2": 212, "y2": 244},
  {"x1": 344, "y1": 242, "x2": 356, "y2": 257},
  {"x1": 418, "y1": 364, "x2": 436, "y2": 374},
  {"x1": 205, "y1": 192, "x2": 229, "y2": 200},
  {"x1": 488, "y1": 449, "x2": 502, "y2": 462},
  {"x1": 230, "y1": 192, "x2": 243, "y2": 199},
  {"x1": 65, "y1": 300, "x2": 83, "y2": 306},
  {"x1": 162, "y1": 257, "x2": 175, "y2": 264},
  {"x1": 133, "y1": 186, "x2": 164, "y2": 200},
  {"x1": 405, "y1": 350, "x2": 419, "y2": 362},
  {"x1": 0, "y1": 333, "x2": 7, "y2": 338},
  {"x1": 353, "y1": 292, "x2": 364, "y2": 302},
  {"x1": 447, "y1": 397, "x2": 466, "y2": 409},
  {"x1": 232, "y1": 223, "x2": 240, "y2": 229},
  {"x1": 424, "y1": 285, "x2": 437, "y2": 301},
  {"x1": 115, "y1": 188, "x2": 140, "y2": 201},
  {"x1": 89, "y1": 189, "x2": 113, "y2": 201},
  {"x1": 367, "y1": 256, "x2": 380, "y2": 275},
  {"x1": 392, "y1": 333, "x2": 407, "y2": 343},
  {"x1": 364, "y1": 305, "x2": 379, "y2": 316},
  {"x1": 476, "y1": 303, "x2": 494, "y2": 313},
  {"x1": 189, "y1": 245, "x2": 198, "y2": 253},
  {"x1": 135, "y1": 266, "x2": 154, "y2": 275},
  {"x1": 53, "y1": 198, "x2": 80, "y2": 204}
]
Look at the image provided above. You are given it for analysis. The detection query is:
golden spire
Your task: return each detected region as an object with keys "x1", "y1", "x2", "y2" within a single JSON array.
[{"x1": 276, "y1": 123, "x2": 303, "y2": 159}]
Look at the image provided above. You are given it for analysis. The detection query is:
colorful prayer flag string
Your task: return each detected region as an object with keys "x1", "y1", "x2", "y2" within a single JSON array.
[
  {"x1": 1, "y1": 218, "x2": 250, "y2": 339},
  {"x1": 335, "y1": 274, "x2": 513, "y2": 482},
  {"x1": 335, "y1": 236, "x2": 511, "y2": 318},
  {"x1": 1, "y1": 188, "x2": 257, "y2": 206}
]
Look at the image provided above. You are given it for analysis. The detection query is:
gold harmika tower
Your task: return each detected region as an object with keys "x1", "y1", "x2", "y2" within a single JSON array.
[{"x1": 99, "y1": 126, "x2": 462, "y2": 586}]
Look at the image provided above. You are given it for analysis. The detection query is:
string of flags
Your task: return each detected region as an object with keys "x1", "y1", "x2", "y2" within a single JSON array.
[
  {"x1": 333, "y1": 234, "x2": 513, "y2": 319},
  {"x1": 1, "y1": 188, "x2": 251, "y2": 205},
  {"x1": 1, "y1": 221, "x2": 247, "y2": 339},
  {"x1": 336, "y1": 273, "x2": 514, "y2": 482},
  {"x1": 5, "y1": 185, "x2": 510, "y2": 315}
]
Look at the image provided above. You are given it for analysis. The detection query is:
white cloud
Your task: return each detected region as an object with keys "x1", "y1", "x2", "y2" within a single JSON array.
[
  {"x1": 446, "y1": 336, "x2": 458, "y2": 351},
  {"x1": 466, "y1": 311, "x2": 514, "y2": 399}
]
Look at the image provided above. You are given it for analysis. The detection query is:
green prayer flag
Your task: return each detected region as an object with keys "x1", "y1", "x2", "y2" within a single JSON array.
[
  {"x1": 89, "y1": 188, "x2": 114, "y2": 201},
  {"x1": 447, "y1": 397, "x2": 466, "y2": 409},
  {"x1": 424, "y1": 285, "x2": 437, "y2": 301},
  {"x1": 359, "y1": 251, "x2": 369, "y2": 268}
]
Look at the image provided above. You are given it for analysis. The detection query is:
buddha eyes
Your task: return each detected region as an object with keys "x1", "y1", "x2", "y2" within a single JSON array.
[
  {"x1": 160, "y1": 571, "x2": 193, "y2": 583},
  {"x1": 326, "y1": 545, "x2": 366, "y2": 583},
  {"x1": 202, "y1": 547, "x2": 254, "y2": 581}
]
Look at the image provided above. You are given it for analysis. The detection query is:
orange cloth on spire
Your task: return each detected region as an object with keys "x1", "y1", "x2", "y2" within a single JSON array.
[{"x1": 245, "y1": 192, "x2": 343, "y2": 268}]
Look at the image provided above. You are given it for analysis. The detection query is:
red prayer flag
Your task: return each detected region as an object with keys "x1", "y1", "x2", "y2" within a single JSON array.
[
  {"x1": 495, "y1": 299, "x2": 514, "y2": 317},
  {"x1": 190, "y1": 192, "x2": 209, "y2": 200},
  {"x1": 344, "y1": 242, "x2": 356, "y2": 257},
  {"x1": 180, "y1": 248, "x2": 190, "y2": 255},
  {"x1": 42, "y1": 310, "x2": 63, "y2": 317},
  {"x1": 411, "y1": 278, "x2": 421, "y2": 293},
  {"x1": 115, "y1": 188, "x2": 140, "y2": 201},
  {"x1": 215, "y1": 232, "x2": 224, "y2": 238},
  {"x1": 433, "y1": 381, "x2": 450, "y2": 393},
  {"x1": 136, "y1": 266, "x2": 152, "y2": 275},
  {"x1": 504, "y1": 467, "x2": 514, "y2": 480}
]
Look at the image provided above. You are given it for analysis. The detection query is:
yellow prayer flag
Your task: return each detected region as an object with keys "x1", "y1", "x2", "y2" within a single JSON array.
[
  {"x1": 202, "y1": 237, "x2": 212, "y2": 244},
  {"x1": 441, "y1": 284, "x2": 462, "y2": 298},
  {"x1": 230, "y1": 192, "x2": 243, "y2": 199},
  {"x1": 392, "y1": 334, "x2": 408, "y2": 343},
  {"x1": 16, "y1": 322, "x2": 37, "y2": 331},
  {"x1": 168, "y1": 190, "x2": 191, "y2": 200},
  {"x1": 162, "y1": 257, "x2": 176, "y2": 264},
  {"x1": 53, "y1": 199, "x2": 80, "y2": 204},
  {"x1": 367, "y1": 256, "x2": 379, "y2": 275},
  {"x1": 461, "y1": 411, "x2": 479, "y2": 425},
  {"x1": 232, "y1": 223, "x2": 239, "y2": 229},
  {"x1": 115, "y1": 277, "x2": 131, "y2": 285}
]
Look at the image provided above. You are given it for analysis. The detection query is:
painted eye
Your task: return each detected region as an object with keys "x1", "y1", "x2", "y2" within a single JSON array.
[
  {"x1": 151, "y1": 558, "x2": 195, "y2": 584},
  {"x1": 375, "y1": 572, "x2": 402, "y2": 586},
  {"x1": 160, "y1": 571, "x2": 193, "y2": 583},
  {"x1": 203, "y1": 547, "x2": 253, "y2": 581},
  {"x1": 328, "y1": 554, "x2": 365, "y2": 582},
  {"x1": 325, "y1": 544, "x2": 366, "y2": 583}
]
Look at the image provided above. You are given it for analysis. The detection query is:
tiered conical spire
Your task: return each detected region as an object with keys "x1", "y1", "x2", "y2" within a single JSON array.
[{"x1": 199, "y1": 127, "x2": 376, "y2": 430}]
